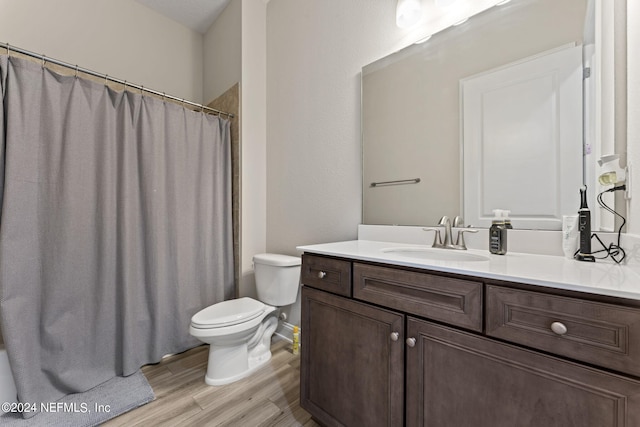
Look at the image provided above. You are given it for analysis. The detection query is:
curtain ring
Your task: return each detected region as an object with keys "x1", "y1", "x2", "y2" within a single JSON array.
[
  {"x1": 141, "y1": 85, "x2": 144, "y2": 97},
  {"x1": 74, "y1": 65, "x2": 79, "y2": 78},
  {"x1": 162, "y1": 92, "x2": 166, "y2": 102},
  {"x1": 5, "y1": 43, "x2": 9, "y2": 56},
  {"x1": 123, "y1": 80, "x2": 127, "y2": 92},
  {"x1": 42, "y1": 55, "x2": 46, "y2": 69},
  {"x1": 104, "y1": 74, "x2": 108, "y2": 86}
]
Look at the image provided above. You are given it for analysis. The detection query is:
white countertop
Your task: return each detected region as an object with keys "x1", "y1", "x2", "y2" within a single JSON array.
[{"x1": 297, "y1": 240, "x2": 640, "y2": 301}]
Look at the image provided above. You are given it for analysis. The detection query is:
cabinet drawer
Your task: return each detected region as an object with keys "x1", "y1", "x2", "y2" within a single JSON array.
[
  {"x1": 354, "y1": 263, "x2": 482, "y2": 332},
  {"x1": 301, "y1": 254, "x2": 352, "y2": 297},
  {"x1": 486, "y1": 285, "x2": 640, "y2": 377}
]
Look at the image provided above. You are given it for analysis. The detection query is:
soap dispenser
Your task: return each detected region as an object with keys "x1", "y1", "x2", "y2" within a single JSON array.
[
  {"x1": 489, "y1": 209, "x2": 507, "y2": 255},
  {"x1": 502, "y1": 210, "x2": 513, "y2": 229}
]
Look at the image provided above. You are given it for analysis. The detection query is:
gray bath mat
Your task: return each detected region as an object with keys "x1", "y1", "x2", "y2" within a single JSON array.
[{"x1": 0, "y1": 371, "x2": 154, "y2": 426}]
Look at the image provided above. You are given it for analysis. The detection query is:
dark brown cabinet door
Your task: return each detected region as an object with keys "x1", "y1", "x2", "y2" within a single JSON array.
[
  {"x1": 406, "y1": 318, "x2": 640, "y2": 427},
  {"x1": 301, "y1": 286, "x2": 404, "y2": 427}
]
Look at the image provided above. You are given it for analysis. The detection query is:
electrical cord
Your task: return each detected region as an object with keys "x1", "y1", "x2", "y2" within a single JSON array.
[{"x1": 589, "y1": 185, "x2": 626, "y2": 264}]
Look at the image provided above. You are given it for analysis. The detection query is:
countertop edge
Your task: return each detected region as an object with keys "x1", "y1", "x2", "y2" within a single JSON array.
[{"x1": 297, "y1": 240, "x2": 640, "y2": 301}]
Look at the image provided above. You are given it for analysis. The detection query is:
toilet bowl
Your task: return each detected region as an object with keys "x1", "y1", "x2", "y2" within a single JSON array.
[{"x1": 189, "y1": 253, "x2": 301, "y2": 386}]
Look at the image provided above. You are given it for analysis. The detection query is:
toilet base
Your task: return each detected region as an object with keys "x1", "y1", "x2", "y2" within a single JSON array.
[
  {"x1": 205, "y1": 348, "x2": 272, "y2": 386},
  {"x1": 203, "y1": 314, "x2": 279, "y2": 386}
]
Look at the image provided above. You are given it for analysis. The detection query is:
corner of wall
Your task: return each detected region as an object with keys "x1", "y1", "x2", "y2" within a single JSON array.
[{"x1": 239, "y1": 0, "x2": 267, "y2": 299}]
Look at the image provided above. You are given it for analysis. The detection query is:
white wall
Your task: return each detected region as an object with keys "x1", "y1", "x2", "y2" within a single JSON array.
[
  {"x1": 204, "y1": 0, "x2": 242, "y2": 103},
  {"x1": 240, "y1": 0, "x2": 268, "y2": 298},
  {"x1": 0, "y1": 0, "x2": 204, "y2": 103},
  {"x1": 265, "y1": 0, "x2": 399, "y2": 257},
  {"x1": 627, "y1": 0, "x2": 640, "y2": 233},
  {"x1": 203, "y1": 0, "x2": 266, "y2": 300}
]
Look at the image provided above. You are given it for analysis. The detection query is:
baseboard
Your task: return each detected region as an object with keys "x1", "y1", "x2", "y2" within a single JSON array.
[{"x1": 274, "y1": 321, "x2": 296, "y2": 343}]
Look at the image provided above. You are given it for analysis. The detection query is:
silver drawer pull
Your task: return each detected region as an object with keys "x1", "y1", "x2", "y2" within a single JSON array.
[
  {"x1": 406, "y1": 337, "x2": 416, "y2": 347},
  {"x1": 317, "y1": 271, "x2": 327, "y2": 279},
  {"x1": 390, "y1": 332, "x2": 399, "y2": 342},
  {"x1": 550, "y1": 322, "x2": 568, "y2": 335}
]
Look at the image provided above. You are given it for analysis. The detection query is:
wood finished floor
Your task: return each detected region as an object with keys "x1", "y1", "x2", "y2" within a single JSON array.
[{"x1": 103, "y1": 339, "x2": 320, "y2": 427}]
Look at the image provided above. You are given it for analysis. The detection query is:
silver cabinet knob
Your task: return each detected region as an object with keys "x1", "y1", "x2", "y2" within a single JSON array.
[
  {"x1": 317, "y1": 271, "x2": 327, "y2": 279},
  {"x1": 406, "y1": 337, "x2": 416, "y2": 347},
  {"x1": 551, "y1": 322, "x2": 568, "y2": 335},
  {"x1": 390, "y1": 332, "x2": 399, "y2": 341}
]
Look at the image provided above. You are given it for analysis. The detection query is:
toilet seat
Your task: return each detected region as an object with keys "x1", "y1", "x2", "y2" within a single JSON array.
[{"x1": 191, "y1": 297, "x2": 266, "y2": 329}]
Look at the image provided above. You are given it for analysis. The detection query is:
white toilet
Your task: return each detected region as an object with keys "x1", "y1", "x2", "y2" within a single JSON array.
[{"x1": 189, "y1": 253, "x2": 301, "y2": 386}]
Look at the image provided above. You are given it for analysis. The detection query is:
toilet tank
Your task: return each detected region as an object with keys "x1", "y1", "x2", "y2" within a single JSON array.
[{"x1": 253, "y1": 254, "x2": 301, "y2": 306}]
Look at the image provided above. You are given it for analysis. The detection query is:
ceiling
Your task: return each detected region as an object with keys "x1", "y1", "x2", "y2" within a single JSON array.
[{"x1": 135, "y1": 0, "x2": 232, "y2": 34}]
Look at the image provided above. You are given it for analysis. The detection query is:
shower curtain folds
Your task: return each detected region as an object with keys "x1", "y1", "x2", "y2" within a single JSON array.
[{"x1": 0, "y1": 55, "x2": 234, "y2": 416}]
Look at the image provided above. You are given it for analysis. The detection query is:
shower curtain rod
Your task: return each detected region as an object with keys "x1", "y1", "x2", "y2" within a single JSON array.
[{"x1": 1, "y1": 42, "x2": 235, "y2": 118}]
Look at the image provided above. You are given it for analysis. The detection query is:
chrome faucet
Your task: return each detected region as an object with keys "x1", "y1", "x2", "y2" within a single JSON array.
[
  {"x1": 423, "y1": 216, "x2": 478, "y2": 250},
  {"x1": 438, "y1": 216, "x2": 454, "y2": 248}
]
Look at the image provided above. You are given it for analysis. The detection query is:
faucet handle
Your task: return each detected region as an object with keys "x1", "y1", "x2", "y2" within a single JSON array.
[
  {"x1": 455, "y1": 229, "x2": 479, "y2": 250},
  {"x1": 453, "y1": 216, "x2": 464, "y2": 227},
  {"x1": 422, "y1": 227, "x2": 442, "y2": 247}
]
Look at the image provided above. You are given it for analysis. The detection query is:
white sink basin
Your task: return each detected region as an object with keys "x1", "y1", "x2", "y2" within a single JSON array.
[{"x1": 381, "y1": 247, "x2": 490, "y2": 262}]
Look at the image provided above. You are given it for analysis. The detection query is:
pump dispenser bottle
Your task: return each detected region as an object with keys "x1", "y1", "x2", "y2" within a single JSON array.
[
  {"x1": 502, "y1": 210, "x2": 513, "y2": 229},
  {"x1": 489, "y1": 209, "x2": 507, "y2": 255}
]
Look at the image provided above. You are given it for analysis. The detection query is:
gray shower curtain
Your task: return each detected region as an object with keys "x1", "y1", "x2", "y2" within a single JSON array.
[{"x1": 0, "y1": 55, "x2": 234, "y2": 412}]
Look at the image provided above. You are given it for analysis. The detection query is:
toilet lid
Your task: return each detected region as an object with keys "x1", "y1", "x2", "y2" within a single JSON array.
[
  {"x1": 253, "y1": 253, "x2": 301, "y2": 267},
  {"x1": 191, "y1": 297, "x2": 266, "y2": 328}
]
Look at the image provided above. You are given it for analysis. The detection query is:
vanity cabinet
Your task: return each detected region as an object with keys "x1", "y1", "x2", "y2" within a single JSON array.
[
  {"x1": 300, "y1": 286, "x2": 404, "y2": 427},
  {"x1": 300, "y1": 253, "x2": 640, "y2": 427},
  {"x1": 406, "y1": 318, "x2": 640, "y2": 427}
]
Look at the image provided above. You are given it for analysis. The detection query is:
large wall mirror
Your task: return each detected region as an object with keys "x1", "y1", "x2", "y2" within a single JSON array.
[{"x1": 362, "y1": 0, "x2": 627, "y2": 231}]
